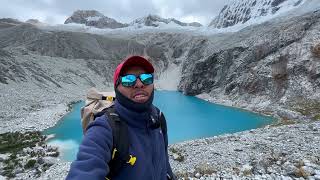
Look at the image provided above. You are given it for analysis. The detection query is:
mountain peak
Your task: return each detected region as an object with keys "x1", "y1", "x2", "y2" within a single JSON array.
[
  {"x1": 64, "y1": 10, "x2": 128, "y2": 29},
  {"x1": 130, "y1": 14, "x2": 202, "y2": 28},
  {"x1": 209, "y1": 0, "x2": 305, "y2": 28}
]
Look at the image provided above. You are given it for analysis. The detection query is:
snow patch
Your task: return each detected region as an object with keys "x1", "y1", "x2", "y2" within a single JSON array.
[
  {"x1": 48, "y1": 139, "x2": 79, "y2": 151},
  {"x1": 86, "y1": 16, "x2": 101, "y2": 22},
  {"x1": 48, "y1": 139, "x2": 79, "y2": 161},
  {"x1": 156, "y1": 63, "x2": 181, "y2": 91}
]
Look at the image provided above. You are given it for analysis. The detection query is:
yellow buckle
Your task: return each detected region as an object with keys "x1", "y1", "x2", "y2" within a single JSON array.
[{"x1": 127, "y1": 155, "x2": 136, "y2": 166}]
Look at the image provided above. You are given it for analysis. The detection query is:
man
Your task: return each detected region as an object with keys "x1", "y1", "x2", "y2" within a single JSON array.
[{"x1": 67, "y1": 55, "x2": 175, "y2": 180}]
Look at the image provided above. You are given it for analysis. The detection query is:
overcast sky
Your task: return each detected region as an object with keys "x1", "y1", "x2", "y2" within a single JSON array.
[{"x1": 0, "y1": 0, "x2": 230, "y2": 26}]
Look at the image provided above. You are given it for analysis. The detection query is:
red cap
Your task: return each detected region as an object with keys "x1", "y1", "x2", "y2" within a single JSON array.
[{"x1": 113, "y1": 55, "x2": 154, "y2": 87}]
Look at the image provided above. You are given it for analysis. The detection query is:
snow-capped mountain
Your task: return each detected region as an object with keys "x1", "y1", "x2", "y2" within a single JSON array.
[
  {"x1": 64, "y1": 11, "x2": 202, "y2": 29},
  {"x1": 209, "y1": 0, "x2": 306, "y2": 28},
  {"x1": 64, "y1": 10, "x2": 128, "y2": 29},
  {"x1": 130, "y1": 14, "x2": 202, "y2": 28}
]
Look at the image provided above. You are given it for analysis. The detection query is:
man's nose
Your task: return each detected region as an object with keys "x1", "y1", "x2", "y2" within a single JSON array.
[{"x1": 134, "y1": 78, "x2": 144, "y2": 88}]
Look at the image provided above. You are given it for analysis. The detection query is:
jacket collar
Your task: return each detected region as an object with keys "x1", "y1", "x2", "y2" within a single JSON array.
[{"x1": 114, "y1": 99, "x2": 157, "y2": 129}]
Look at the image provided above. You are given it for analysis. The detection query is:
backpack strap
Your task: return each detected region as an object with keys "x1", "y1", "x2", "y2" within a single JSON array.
[
  {"x1": 155, "y1": 107, "x2": 177, "y2": 180},
  {"x1": 103, "y1": 107, "x2": 131, "y2": 179},
  {"x1": 98, "y1": 106, "x2": 173, "y2": 179},
  {"x1": 159, "y1": 110, "x2": 168, "y2": 148},
  {"x1": 157, "y1": 108, "x2": 176, "y2": 180}
]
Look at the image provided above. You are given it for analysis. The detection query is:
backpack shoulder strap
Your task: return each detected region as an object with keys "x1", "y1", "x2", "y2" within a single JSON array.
[
  {"x1": 104, "y1": 107, "x2": 130, "y2": 179},
  {"x1": 152, "y1": 106, "x2": 168, "y2": 147},
  {"x1": 155, "y1": 107, "x2": 176, "y2": 180},
  {"x1": 159, "y1": 110, "x2": 168, "y2": 148}
]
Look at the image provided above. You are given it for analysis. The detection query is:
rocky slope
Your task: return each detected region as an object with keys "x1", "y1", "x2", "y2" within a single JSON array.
[
  {"x1": 0, "y1": 20, "x2": 195, "y2": 132},
  {"x1": 0, "y1": 132, "x2": 59, "y2": 179},
  {"x1": 36, "y1": 121, "x2": 320, "y2": 180},
  {"x1": 168, "y1": 121, "x2": 320, "y2": 179},
  {"x1": 64, "y1": 10, "x2": 128, "y2": 29},
  {"x1": 0, "y1": 8, "x2": 319, "y2": 132},
  {"x1": 180, "y1": 10, "x2": 320, "y2": 121},
  {"x1": 209, "y1": 0, "x2": 305, "y2": 28}
]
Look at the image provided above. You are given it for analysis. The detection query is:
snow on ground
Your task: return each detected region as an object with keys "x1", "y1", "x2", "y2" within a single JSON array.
[{"x1": 86, "y1": 16, "x2": 101, "y2": 22}]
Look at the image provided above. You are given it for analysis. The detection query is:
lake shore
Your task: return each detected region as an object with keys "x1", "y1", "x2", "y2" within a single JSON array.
[
  {"x1": 0, "y1": 88, "x2": 319, "y2": 179},
  {"x1": 39, "y1": 121, "x2": 320, "y2": 180}
]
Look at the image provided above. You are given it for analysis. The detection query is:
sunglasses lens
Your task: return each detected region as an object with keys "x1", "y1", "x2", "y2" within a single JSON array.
[
  {"x1": 140, "y1": 73, "x2": 153, "y2": 85},
  {"x1": 121, "y1": 75, "x2": 136, "y2": 87}
]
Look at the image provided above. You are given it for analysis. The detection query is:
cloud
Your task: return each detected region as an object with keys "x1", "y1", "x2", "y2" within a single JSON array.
[{"x1": 0, "y1": 0, "x2": 229, "y2": 25}]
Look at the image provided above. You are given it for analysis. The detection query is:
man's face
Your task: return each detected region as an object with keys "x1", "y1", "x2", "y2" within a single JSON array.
[{"x1": 117, "y1": 66, "x2": 154, "y2": 103}]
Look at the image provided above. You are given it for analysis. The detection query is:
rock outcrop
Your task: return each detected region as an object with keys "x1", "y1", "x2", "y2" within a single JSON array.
[{"x1": 179, "y1": 10, "x2": 320, "y2": 120}]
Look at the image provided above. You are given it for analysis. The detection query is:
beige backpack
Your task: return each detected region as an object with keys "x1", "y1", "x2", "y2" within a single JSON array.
[{"x1": 80, "y1": 87, "x2": 115, "y2": 134}]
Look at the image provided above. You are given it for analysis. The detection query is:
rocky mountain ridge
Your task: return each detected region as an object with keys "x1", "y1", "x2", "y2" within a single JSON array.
[
  {"x1": 209, "y1": 0, "x2": 305, "y2": 28},
  {"x1": 130, "y1": 14, "x2": 202, "y2": 28},
  {"x1": 64, "y1": 10, "x2": 128, "y2": 29},
  {"x1": 64, "y1": 10, "x2": 202, "y2": 29}
]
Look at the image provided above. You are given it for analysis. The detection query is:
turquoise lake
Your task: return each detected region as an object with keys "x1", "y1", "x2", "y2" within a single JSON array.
[{"x1": 43, "y1": 91, "x2": 275, "y2": 161}]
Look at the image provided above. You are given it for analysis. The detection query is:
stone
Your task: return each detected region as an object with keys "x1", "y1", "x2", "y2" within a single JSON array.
[
  {"x1": 37, "y1": 157, "x2": 44, "y2": 165},
  {"x1": 304, "y1": 162, "x2": 320, "y2": 170},
  {"x1": 314, "y1": 175, "x2": 320, "y2": 180},
  {"x1": 43, "y1": 157, "x2": 56, "y2": 166},
  {"x1": 308, "y1": 176, "x2": 316, "y2": 180},
  {"x1": 295, "y1": 166, "x2": 315, "y2": 178},
  {"x1": 281, "y1": 175, "x2": 293, "y2": 180},
  {"x1": 283, "y1": 161, "x2": 297, "y2": 175},
  {"x1": 241, "y1": 164, "x2": 253, "y2": 176},
  {"x1": 172, "y1": 153, "x2": 184, "y2": 162},
  {"x1": 195, "y1": 172, "x2": 201, "y2": 178},
  {"x1": 303, "y1": 166, "x2": 316, "y2": 176}
]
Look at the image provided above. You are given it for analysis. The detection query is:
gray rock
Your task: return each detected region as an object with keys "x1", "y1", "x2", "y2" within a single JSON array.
[
  {"x1": 314, "y1": 174, "x2": 320, "y2": 180},
  {"x1": 195, "y1": 172, "x2": 201, "y2": 178},
  {"x1": 308, "y1": 176, "x2": 316, "y2": 180},
  {"x1": 14, "y1": 168, "x2": 24, "y2": 174},
  {"x1": 172, "y1": 152, "x2": 184, "y2": 162},
  {"x1": 281, "y1": 175, "x2": 293, "y2": 180},
  {"x1": 302, "y1": 166, "x2": 316, "y2": 176},
  {"x1": 241, "y1": 164, "x2": 253, "y2": 175},
  {"x1": 37, "y1": 157, "x2": 44, "y2": 165},
  {"x1": 283, "y1": 161, "x2": 297, "y2": 175},
  {"x1": 43, "y1": 157, "x2": 56, "y2": 166}
]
